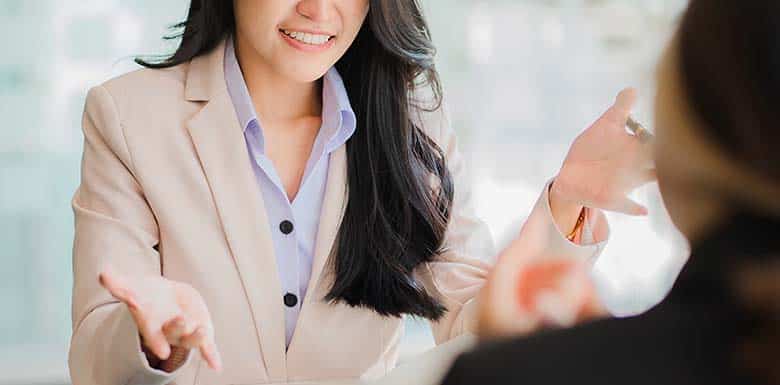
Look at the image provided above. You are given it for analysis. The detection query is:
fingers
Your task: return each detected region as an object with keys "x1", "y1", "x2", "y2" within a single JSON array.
[
  {"x1": 615, "y1": 197, "x2": 648, "y2": 216},
  {"x1": 99, "y1": 269, "x2": 139, "y2": 310},
  {"x1": 516, "y1": 261, "x2": 573, "y2": 311},
  {"x1": 613, "y1": 87, "x2": 638, "y2": 118},
  {"x1": 635, "y1": 136, "x2": 656, "y2": 169},
  {"x1": 138, "y1": 318, "x2": 172, "y2": 360},
  {"x1": 177, "y1": 324, "x2": 206, "y2": 349},
  {"x1": 577, "y1": 288, "x2": 608, "y2": 321},
  {"x1": 628, "y1": 169, "x2": 658, "y2": 189},
  {"x1": 517, "y1": 260, "x2": 600, "y2": 329},
  {"x1": 602, "y1": 87, "x2": 638, "y2": 127},
  {"x1": 162, "y1": 316, "x2": 194, "y2": 346},
  {"x1": 199, "y1": 337, "x2": 224, "y2": 372},
  {"x1": 159, "y1": 317, "x2": 222, "y2": 372},
  {"x1": 100, "y1": 269, "x2": 171, "y2": 360},
  {"x1": 535, "y1": 290, "x2": 580, "y2": 327},
  {"x1": 165, "y1": 319, "x2": 222, "y2": 372}
]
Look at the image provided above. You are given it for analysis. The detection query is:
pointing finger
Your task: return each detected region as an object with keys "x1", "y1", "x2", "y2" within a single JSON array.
[
  {"x1": 603, "y1": 88, "x2": 638, "y2": 128},
  {"x1": 614, "y1": 87, "x2": 638, "y2": 116},
  {"x1": 199, "y1": 337, "x2": 223, "y2": 372}
]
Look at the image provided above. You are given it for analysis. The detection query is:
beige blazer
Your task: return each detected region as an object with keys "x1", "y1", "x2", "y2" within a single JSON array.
[{"x1": 68, "y1": 37, "x2": 607, "y2": 385}]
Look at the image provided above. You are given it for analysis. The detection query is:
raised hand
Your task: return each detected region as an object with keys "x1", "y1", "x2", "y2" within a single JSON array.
[
  {"x1": 552, "y1": 88, "x2": 656, "y2": 216},
  {"x1": 98, "y1": 267, "x2": 223, "y2": 372},
  {"x1": 478, "y1": 257, "x2": 605, "y2": 339}
]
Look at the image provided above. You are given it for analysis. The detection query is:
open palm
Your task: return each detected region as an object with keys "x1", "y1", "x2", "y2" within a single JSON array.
[{"x1": 99, "y1": 268, "x2": 222, "y2": 372}]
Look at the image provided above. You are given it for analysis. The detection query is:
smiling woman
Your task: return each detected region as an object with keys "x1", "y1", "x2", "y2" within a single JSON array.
[
  {"x1": 135, "y1": 0, "x2": 457, "y2": 321},
  {"x1": 70, "y1": 0, "x2": 465, "y2": 383},
  {"x1": 67, "y1": 0, "x2": 657, "y2": 383}
]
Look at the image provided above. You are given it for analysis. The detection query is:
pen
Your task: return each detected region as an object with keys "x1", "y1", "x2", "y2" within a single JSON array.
[{"x1": 627, "y1": 116, "x2": 654, "y2": 144}]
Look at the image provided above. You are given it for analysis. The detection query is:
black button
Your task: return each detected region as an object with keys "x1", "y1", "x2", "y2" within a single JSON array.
[
  {"x1": 283, "y1": 293, "x2": 298, "y2": 307},
  {"x1": 279, "y1": 220, "x2": 294, "y2": 235}
]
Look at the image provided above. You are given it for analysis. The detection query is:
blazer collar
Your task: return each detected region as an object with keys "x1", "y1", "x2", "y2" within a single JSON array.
[{"x1": 184, "y1": 37, "x2": 228, "y2": 102}]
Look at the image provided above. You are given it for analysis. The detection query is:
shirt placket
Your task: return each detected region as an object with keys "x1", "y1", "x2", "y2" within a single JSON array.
[{"x1": 246, "y1": 125, "x2": 303, "y2": 347}]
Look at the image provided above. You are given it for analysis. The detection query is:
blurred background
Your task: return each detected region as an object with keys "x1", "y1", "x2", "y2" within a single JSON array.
[{"x1": 0, "y1": 0, "x2": 687, "y2": 383}]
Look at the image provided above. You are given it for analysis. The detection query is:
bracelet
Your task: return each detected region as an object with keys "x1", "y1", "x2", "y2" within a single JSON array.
[
  {"x1": 566, "y1": 207, "x2": 587, "y2": 242},
  {"x1": 159, "y1": 346, "x2": 190, "y2": 373}
]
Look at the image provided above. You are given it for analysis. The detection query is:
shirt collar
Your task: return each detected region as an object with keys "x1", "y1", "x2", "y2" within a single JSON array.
[{"x1": 223, "y1": 35, "x2": 356, "y2": 155}]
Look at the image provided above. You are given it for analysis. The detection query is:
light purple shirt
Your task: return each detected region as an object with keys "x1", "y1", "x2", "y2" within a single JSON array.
[{"x1": 224, "y1": 36, "x2": 357, "y2": 347}]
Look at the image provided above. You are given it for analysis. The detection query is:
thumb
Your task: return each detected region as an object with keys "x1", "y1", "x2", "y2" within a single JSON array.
[{"x1": 99, "y1": 268, "x2": 139, "y2": 310}]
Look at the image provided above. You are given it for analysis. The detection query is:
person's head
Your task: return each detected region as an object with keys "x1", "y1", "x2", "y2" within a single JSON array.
[
  {"x1": 654, "y1": 2, "x2": 780, "y2": 383},
  {"x1": 654, "y1": 1, "x2": 780, "y2": 243},
  {"x1": 232, "y1": 0, "x2": 368, "y2": 83},
  {"x1": 138, "y1": 1, "x2": 453, "y2": 320}
]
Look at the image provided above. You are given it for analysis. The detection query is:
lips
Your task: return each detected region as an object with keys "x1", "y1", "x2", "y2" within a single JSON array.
[{"x1": 280, "y1": 29, "x2": 335, "y2": 46}]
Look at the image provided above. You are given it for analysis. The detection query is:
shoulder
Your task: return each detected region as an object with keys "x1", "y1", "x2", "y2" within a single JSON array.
[
  {"x1": 81, "y1": 60, "x2": 198, "y2": 162},
  {"x1": 87, "y1": 62, "x2": 191, "y2": 123},
  {"x1": 100, "y1": 61, "x2": 188, "y2": 98}
]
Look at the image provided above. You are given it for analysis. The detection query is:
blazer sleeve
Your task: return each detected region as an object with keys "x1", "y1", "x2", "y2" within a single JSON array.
[
  {"x1": 68, "y1": 85, "x2": 192, "y2": 385},
  {"x1": 413, "y1": 97, "x2": 610, "y2": 345}
]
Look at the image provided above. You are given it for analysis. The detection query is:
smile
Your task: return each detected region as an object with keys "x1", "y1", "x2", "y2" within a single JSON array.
[{"x1": 280, "y1": 29, "x2": 334, "y2": 46}]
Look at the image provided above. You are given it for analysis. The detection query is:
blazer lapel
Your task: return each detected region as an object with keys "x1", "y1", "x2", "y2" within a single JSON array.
[
  {"x1": 285, "y1": 145, "x2": 348, "y2": 363},
  {"x1": 305, "y1": 145, "x2": 348, "y2": 300},
  {"x1": 184, "y1": 39, "x2": 287, "y2": 381}
]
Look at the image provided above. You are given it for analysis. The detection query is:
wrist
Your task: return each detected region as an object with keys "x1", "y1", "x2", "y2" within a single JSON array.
[
  {"x1": 140, "y1": 337, "x2": 162, "y2": 369},
  {"x1": 549, "y1": 179, "x2": 584, "y2": 240}
]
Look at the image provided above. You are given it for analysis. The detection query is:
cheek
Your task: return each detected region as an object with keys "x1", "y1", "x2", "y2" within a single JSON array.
[
  {"x1": 342, "y1": 0, "x2": 370, "y2": 33},
  {"x1": 234, "y1": 1, "x2": 279, "y2": 40}
]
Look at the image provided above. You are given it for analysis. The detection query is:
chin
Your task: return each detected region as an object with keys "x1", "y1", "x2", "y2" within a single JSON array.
[{"x1": 275, "y1": 60, "x2": 332, "y2": 83}]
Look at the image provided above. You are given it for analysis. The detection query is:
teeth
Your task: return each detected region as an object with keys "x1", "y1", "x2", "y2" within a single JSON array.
[{"x1": 282, "y1": 29, "x2": 332, "y2": 45}]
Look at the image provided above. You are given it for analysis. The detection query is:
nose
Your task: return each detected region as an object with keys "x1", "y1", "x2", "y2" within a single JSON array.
[{"x1": 296, "y1": 0, "x2": 333, "y2": 22}]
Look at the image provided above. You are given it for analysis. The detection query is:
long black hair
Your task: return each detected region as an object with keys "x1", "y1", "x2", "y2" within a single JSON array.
[{"x1": 138, "y1": 0, "x2": 453, "y2": 320}]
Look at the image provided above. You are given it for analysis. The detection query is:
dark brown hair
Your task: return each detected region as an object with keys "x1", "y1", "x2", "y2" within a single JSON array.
[
  {"x1": 678, "y1": 1, "x2": 780, "y2": 383},
  {"x1": 136, "y1": 0, "x2": 452, "y2": 320}
]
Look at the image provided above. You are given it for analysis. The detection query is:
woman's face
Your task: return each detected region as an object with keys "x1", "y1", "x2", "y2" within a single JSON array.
[{"x1": 233, "y1": 0, "x2": 370, "y2": 82}]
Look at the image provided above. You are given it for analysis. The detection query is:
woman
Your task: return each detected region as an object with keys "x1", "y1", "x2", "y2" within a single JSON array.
[
  {"x1": 444, "y1": 1, "x2": 780, "y2": 384},
  {"x1": 68, "y1": 0, "x2": 652, "y2": 384}
]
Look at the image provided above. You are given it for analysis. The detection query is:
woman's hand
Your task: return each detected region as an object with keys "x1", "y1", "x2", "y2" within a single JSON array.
[
  {"x1": 551, "y1": 88, "x2": 656, "y2": 230},
  {"x1": 478, "y1": 258, "x2": 605, "y2": 339},
  {"x1": 98, "y1": 267, "x2": 223, "y2": 373},
  {"x1": 478, "y1": 90, "x2": 653, "y2": 338}
]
